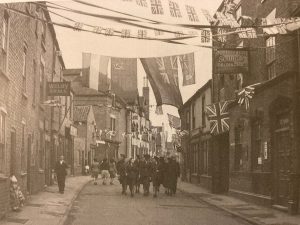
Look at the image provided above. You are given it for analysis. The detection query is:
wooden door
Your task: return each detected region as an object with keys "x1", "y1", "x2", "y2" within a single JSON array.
[
  {"x1": 274, "y1": 114, "x2": 291, "y2": 207},
  {"x1": 10, "y1": 129, "x2": 16, "y2": 175}
]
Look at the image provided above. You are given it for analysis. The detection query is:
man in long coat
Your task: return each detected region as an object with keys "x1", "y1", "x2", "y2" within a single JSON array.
[
  {"x1": 55, "y1": 155, "x2": 68, "y2": 194},
  {"x1": 116, "y1": 154, "x2": 127, "y2": 195},
  {"x1": 140, "y1": 154, "x2": 152, "y2": 196}
]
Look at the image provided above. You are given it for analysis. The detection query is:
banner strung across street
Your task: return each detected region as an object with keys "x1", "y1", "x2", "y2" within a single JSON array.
[
  {"x1": 111, "y1": 57, "x2": 138, "y2": 104},
  {"x1": 214, "y1": 49, "x2": 249, "y2": 74},
  {"x1": 141, "y1": 57, "x2": 183, "y2": 108},
  {"x1": 179, "y1": 53, "x2": 195, "y2": 86}
]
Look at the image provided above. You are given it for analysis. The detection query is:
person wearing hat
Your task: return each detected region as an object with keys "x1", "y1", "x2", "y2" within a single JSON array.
[
  {"x1": 139, "y1": 154, "x2": 152, "y2": 196},
  {"x1": 55, "y1": 155, "x2": 68, "y2": 194}
]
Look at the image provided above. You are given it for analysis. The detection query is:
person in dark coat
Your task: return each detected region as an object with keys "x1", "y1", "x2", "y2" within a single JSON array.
[
  {"x1": 140, "y1": 154, "x2": 152, "y2": 196},
  {"x1": 55, "y1": 155, "x2": 68, "y2": 194},
  {"x1": 126, "y1": 158, "x2": 138, "y2": 197},
  {"x1": 151, "y1": 157, "x2": 160, "y2": 198},
  {"x1": 174, "y1": 157, "x2": 181, "y2": 194},
  {"x1": 168, "y1": 156, "x2": 180, "y2": 196},
  {"x1": 116, "y1": 154, "x2": 127, "y2": 195},
  {"x1": 162, "y1": 157, "x2": 171, "y2": 195},
  {"x1": 133, "y1": 155, "x2": 141, "y2": 194}
]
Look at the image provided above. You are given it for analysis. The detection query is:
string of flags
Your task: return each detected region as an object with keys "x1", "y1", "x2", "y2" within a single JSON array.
[{"x1": 237, "y1": 83, "x2": 261, "y2": 111}]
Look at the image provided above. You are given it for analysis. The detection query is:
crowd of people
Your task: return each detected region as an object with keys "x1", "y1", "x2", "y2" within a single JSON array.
[
  {"x1": 118, "y1": 154, "x2": 180, "y2": 198},
  {"x1": 89, "y1": 154, "x2": 181, "y2": 198}
]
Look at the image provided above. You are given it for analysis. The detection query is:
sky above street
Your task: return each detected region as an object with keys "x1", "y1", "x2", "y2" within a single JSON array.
[{"x1": 2, "y1": 0, "x2": 223, "y2": 127}]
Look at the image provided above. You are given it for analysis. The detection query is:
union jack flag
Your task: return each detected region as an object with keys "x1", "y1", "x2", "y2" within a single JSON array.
[
  {"x1": 206, "y1": 101, "x2": 231, "y2": 135},
  {"x1": 238, "y1": 83, "x2": 261, "y2": 110}
]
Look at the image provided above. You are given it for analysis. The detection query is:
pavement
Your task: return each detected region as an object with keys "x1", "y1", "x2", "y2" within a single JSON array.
[
  {"x1": 177, "y1": 182, "x2": 300, "y2": 225},
  {"x1": 0, "y1": 176, "x2": 299, "y2": 225},
  {"x1": 0, "y1": 175, "x2": 90, "y2": 225}
]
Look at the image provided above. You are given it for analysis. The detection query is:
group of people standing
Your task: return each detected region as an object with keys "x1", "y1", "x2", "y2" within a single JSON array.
[
  {"x1": 90, "y1": 158, "x2": 118, "y2": 185},
  {"x1": 116, "y1": 154, "x2": 180, "y2": 198}
]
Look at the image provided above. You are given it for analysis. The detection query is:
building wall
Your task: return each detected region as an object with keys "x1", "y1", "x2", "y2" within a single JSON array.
[{"x1": 0, "y1": 2, "x2": 65, "y2": 217}]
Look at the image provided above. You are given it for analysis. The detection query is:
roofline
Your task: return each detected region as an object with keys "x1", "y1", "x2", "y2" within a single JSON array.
[{"x1": 179, "y1": 79, "x2": 212, "y2": 112}]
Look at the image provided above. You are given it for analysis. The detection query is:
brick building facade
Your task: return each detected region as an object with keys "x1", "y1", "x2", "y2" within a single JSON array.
[
  {"x1": 179, "y1": 80, "x2": 212, "y2": 190},
  {"x1": 212, "y1": 0, "x2": 300, "y2": 214},
  {"x1": 0, "y1": 2, "x2": 67, "y2": 218}
]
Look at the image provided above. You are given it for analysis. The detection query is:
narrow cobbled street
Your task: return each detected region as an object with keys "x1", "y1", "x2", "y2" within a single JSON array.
[{"x1": 64, "y1": 181, "x2": 250, "y2": 225}]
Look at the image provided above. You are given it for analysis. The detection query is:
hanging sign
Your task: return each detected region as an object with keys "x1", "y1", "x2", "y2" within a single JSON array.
[
  {"x1": 47, "y1": 82, "x2": 71, "y2": 96},
  {"x1": 215, "y1": 49, "x2": 249, "y2": 74}
]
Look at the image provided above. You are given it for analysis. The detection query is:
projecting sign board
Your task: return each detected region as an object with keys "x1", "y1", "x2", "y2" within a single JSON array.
[
  {"x1": 215, "y1": 49, "x2": 249, "y2": 74},
  {"x1": 47, "y1": 82, "x2": 71, "y2": 96}
]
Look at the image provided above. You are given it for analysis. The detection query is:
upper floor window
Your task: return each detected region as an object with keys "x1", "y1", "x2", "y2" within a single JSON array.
[
  {"x1": 202, "y1": 95, "x2": 206, "y2": 127},
  {"x1": 266, "y1": 36, "x2": 276, "y2": 79},
  {"x1": 192, "y1": 103, "x2": 196, "y2": 129},
  {"x1": 22, "y1": 44, "x2": 27, "y2": 94},
  {"x1": 150, "y1": 0, "x2": 164, "y2": 15},
  {"x1": 186, "y1": 5, "x2": 199, "y2": 22},
  {"x1": 186, "y1": 110, "x2": 190, "y2": 130},
  {"x1": 169, "y1": 1, "x2": 181, "y2": 18},
  {"x1": 1, "y1": 12, "x2": 9, "y2": 73}
]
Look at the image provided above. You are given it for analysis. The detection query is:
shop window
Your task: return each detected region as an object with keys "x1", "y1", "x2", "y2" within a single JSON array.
[
  {"x1": 234, "y1": 126, "x2": 243, "y2": 171},
  {"x1": 202, "y1": 141, "x2": 211, "y2": 175},
  {"x1": 252, "y1": 120, "x2": 262, "y2": 171}
]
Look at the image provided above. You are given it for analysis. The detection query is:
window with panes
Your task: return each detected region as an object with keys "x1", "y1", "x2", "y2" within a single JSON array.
[
  {"x1": 1, "y1": 12, "x2": 9, "y2": 73},
  {"x1": 22, "y1": 45, "x2": 27, "y2": 94},
  {"x1": 192, "y1": 103, "x2": 196, "y2": 129},
  {"x1": 266, "y1": 36, "x2": 276, "y2": 79},
  {"x1": 0, "y1": 111, "x2": 5, "y2": 173},
  {"x1": 252, "y1": 119, "x2": 262, "y2": 171},
  {"x1": 202, "y1": 95, "x2": 206, "y2": 127},
  {"x1": 39, "y1": 63, "x2": 44, "y2": 103}
]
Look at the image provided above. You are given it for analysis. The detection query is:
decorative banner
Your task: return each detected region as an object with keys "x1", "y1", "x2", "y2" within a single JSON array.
[
  {"x1": 206, "y1": 101, "x2": 231, "y2": 135},
  {"x1": 214, "y1": 49, "x2": 249, "y2": 74},
  {"x1": 47, "y1": 82, "x2": 70, "y2": 96},
  {"x1": 167, "y1": 113, "x2": 181, "y2": 129},
  {"x1": 98, "y1": 56, "x2": 110, "y2": 92},
  {"x1": 237, "y1": 28, "x2": 257, "y2": 39},
  {"x1": 111, "y1": 58, "x2": 138, "y2": 103},
  {"x1": 237, "y1": 83, "x2": 261, "y2": 110},
  {"x1": 141, "y1": 57, "x2": 183, "y2": 108},
  {"x1": 179, "y1": 53, "x2": 195, "y2": 86}
]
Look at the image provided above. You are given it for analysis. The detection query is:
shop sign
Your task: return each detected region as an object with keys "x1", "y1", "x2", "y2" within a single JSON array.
[
  {"x1": 215, "y1": 49, "x2": 249, "y2": 74},
  {"x1": 47, "y1": 82, "x2": 71, "y2": 96}
]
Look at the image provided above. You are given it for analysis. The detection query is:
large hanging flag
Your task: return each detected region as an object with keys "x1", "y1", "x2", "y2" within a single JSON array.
[
  {"x1": 206, "y1": 101, "x2": 231, "y2": 135},
  {"x1": 141, "y1": 57, "x2": 183, "y2": 108},
  {"x1": 111, "y1": 58, "x2": 138, "y2": 103},
  {"x1": 179, "y1": 53, "x2": 195, "y2": 86},
  {"x1": 167, "y1": 113, "x2": 181, "y2": 129},
  {"x1": 98, "y1": 56, "x2": 110, "y2": 92},
  {"x1": 82, "y1": 52, "x2": 100, "y2": 91}
]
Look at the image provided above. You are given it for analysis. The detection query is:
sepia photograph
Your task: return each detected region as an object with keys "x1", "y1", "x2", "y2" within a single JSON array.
[{"x1": 0, "y1": 0, "x2": 300, "y2": 224}]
